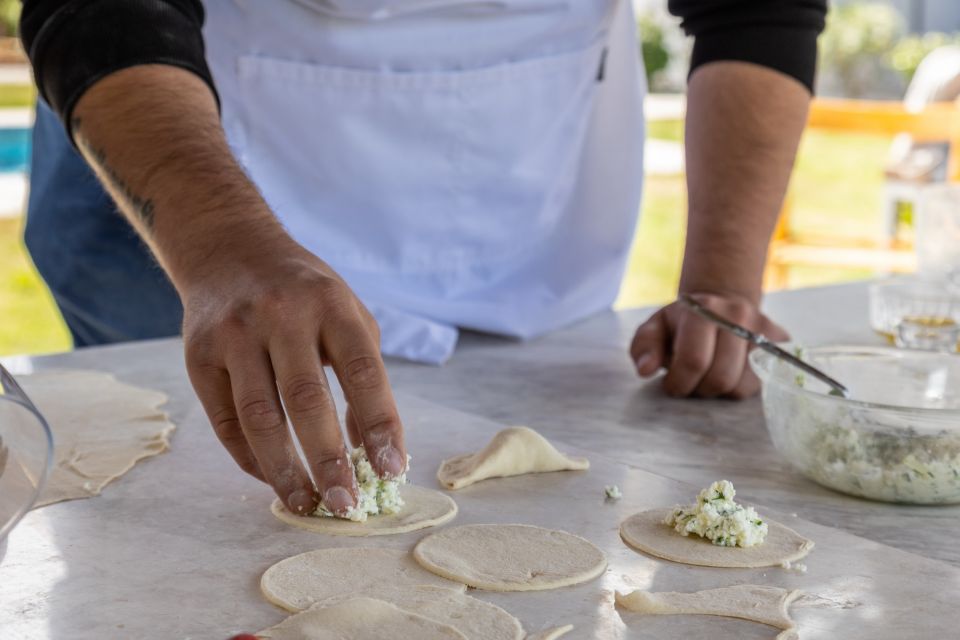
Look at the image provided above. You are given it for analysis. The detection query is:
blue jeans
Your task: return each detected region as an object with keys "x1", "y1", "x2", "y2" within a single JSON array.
[{"x1": 25, "y1": 101, "x2": 183, "y2": 347}]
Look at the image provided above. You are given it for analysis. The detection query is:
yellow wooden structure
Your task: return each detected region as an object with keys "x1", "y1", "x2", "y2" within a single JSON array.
[{"x1": 764, "y1": 98, "x2": 960, "y2": 289}]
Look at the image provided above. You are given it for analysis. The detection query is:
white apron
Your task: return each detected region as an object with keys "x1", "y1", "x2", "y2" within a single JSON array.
[{"x1": 203, "y1": 0, "x2": 646, "y2": 363}]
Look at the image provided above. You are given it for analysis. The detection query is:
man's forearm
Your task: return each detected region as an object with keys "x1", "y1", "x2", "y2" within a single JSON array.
[
  {"x1": 71, "y1": 64, "x2": 286, "y2": 294},
  {"x1": 679, "y1": 61, "x2": 811, "y2": 303}
]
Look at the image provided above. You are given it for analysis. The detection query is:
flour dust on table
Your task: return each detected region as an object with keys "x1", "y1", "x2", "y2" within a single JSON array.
[
  {"x1": 18, "y1": 370, "x2": 176, "y2": 507},
  {"x1": 615, "y1": 585, "x2": 802, "y2": 640},
  {"x1": 437, "y1": 426, "x2": 589, "y2": 490},
  {"x1": 260, "y1": 548, "x2": 463, "y2": 612},
  {"x1": 256, "y1": 597, "x2": 466, "y2": 640},
  {"x1": 413, "y1": 524, "x2": 607, "y2": 592},
  {"x1": 270, "y1": 484, "x2": 457, "y2": 536}
]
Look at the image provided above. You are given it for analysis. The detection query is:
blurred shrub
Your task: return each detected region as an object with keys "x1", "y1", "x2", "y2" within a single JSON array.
[
  {"x1": 819, "y1": 2, "x2": 904, "y2": 98},
  {"x1": 0, "y1": 0, "x2": 18, "y2": 37},
  {"x1": 638, "y1": 13, "x2": 670, "y2": 89},
  {"x1": 889, "y1": 32, "x2": 960, "y2": 84}
]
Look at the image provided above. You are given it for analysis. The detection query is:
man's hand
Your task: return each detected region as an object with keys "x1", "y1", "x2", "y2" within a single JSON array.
[
  {"x1": 630, "y1": 292, "x2": 789, "y2": 399},
  {"x1": 71, "y1": 65, "x2": 405, "y2": 516},
  {"x1": 631, "y1": 62, "x2": 810, "y2": 399},
  {"x1": 182, "y1": 240, "x2": 407, "y2": 516}
]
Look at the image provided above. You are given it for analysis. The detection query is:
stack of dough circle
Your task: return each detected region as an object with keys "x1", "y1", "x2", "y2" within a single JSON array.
[
  {"x1": 260, "y1": 548, "x2": 463, "y2": 611},
  {"x1": 413, "y1": 524, "x2": 607, "y2": 591},
  {"x1": 270, "y1": 485, "x2": 458, "y2": 536},
  {"x1": 620, "y1": 508, "x2": 815, "y2": 568},
  {"x1": 260, "y1": 549, "x2": 526, "y2": 639}
]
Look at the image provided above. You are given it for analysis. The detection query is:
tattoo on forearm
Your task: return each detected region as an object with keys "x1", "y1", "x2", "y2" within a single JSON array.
[{"x1": 72, "y1": 117, "x2": 156, "y2": 229}]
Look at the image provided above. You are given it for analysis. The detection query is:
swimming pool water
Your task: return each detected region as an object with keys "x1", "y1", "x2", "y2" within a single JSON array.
[{"x1": 0, "y1": 128, "x2": 30, "y2": 173}]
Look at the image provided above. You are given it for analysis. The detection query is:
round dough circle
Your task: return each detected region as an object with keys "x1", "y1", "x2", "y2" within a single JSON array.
[
  {"x1": 261, "y1": 548, "x2": 464, "y2": 612},
  {"x1": 270, "y1": 485, "x2": 458, "y2": 536},
  {"x1": 257, "y1": 597, "x2": 466, "y2": 640},
  {"x1": 620, "y1": 508, "x2": 814, "y2": 568},
  {"x1": 414, "y1": 524, "x2": 607, "y2": 592},
  {"x1": 309, "y1": 585, "x2": 523, "y2": 640}
]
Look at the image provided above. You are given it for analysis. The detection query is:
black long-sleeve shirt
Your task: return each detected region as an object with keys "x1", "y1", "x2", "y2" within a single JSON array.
[{"x1": 21, "y1": 0, "x2": 827, "y2": 138}]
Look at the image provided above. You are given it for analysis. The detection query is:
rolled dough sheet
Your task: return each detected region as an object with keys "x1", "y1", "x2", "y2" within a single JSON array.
[
  {"x1": 414, "y1": 524, "x2": 607, "y2": 592},
  {"x1": 526, "y1": 624, "x2": 574, "y2": 640},
  {"x1": 270, "y1": 485, "x2": 457, "y2": 536},
  {"x1": 616, "y1": 585, "x2": 801, "y2": 639},
  {"x1": 437, "y1": 427, "x2": 589, "y2": 490},
  {"x1": 256, "y1": 597, "x2": 467, "y2": 640},
  {"x1": 620, "y1": 508, "x2": 814, "y2": 568},
  {"x1": 309, "y1": 585, "x2": 524, "y2": 640},
  {"x1": 18, "y1": 370, "x2": 175, "y2": 507},
  {"x1": 261, "y1": 548, "x2": 464, "y2": 612}
]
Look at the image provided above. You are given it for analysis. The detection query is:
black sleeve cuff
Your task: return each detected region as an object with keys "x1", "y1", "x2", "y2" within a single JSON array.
[
  {"x1": 21, "y1": 0, "x2": 219, "y2": 143},
  {"x1": 689, "y1": 23, "x2": 822, "y2": 93},
  {"x1": 667, "y1": 0, "x2": 827, "y2": 93}
]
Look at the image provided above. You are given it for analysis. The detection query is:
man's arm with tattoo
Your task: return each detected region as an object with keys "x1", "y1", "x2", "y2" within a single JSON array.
[{"x1": 72, "y1": 65, "x2": 408, "y2": 517}]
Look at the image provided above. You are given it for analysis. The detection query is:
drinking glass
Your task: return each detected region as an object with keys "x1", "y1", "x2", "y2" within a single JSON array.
[{"x1": 0, "y1": 363, "x2": 52, "y2": 543}]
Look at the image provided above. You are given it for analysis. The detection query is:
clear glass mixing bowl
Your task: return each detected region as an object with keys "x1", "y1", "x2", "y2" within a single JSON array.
[
  {"x1": 750, "y1": 346, "x2": 960, "y2": 504},
  {"x1": 0, "y1": 363, "x2": 52, "y2": 542}
]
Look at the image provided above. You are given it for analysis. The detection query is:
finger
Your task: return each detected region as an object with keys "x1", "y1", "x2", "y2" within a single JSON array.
[
  {"x1": 662, "y1": 310, "x2": 717, "y2": 397},
  {"x1": 630, "y1": 309, "x2": 669, "y2": 377},
  {"x1": 186, "y1": 360, "x2": 266, "y2": 483},
  {"x1": 763, "y1": 317, "x2": 791, "y2": 343},
  {"x1": 270, "y1": 333, "x2": 358, "y2": 516},
  {"x1": 726, "y1": 316, "x2": 790, "y2": 400},
  {"x1": 695, "y1": 328, "x2": 749, "y2": 398},
  {"x1": 323, "y1": 307, "x2": 407, "y2": 478},
  {"x1": 225, "y1": 344, "x2": 318, "y2": 515},
  {"x1": 345, "y1": 405, "x2": 363, "y2": 448}
]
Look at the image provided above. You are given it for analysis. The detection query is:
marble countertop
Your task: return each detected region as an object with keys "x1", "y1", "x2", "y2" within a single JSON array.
[{"x1": 2, "y1": 282, "x2": 959, "y2": 638}]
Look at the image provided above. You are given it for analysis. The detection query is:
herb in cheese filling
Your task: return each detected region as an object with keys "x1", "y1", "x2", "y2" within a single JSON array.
[
  {"x1": 664, "y1": 480, "x2": 768, "y2": 547},
  {"x1": 314, "y1": 447, "x2": 410, "y2": 522}
]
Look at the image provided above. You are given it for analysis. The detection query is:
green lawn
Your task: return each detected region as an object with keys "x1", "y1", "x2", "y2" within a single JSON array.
[
  {"x1": 0, "y1": 118, "x2": 895, "y2": 356},
  {"x1": 0, "y1": 83, "x2": 35, "y2": 108},
  {"x1": 0, "y1": 217, "x2": 71, "y2": 355}
]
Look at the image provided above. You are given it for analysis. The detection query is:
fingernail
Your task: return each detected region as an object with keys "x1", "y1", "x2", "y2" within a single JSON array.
[
  {"x1": 287, "y1": 489, "x2": 317, "y2": 515},
  {"x1": 322, "y1": 485, "x2": 356, "y2": 515},
  {"x1": 635, "y1": 353, "x2": 652, "y2": 375},
  {"x1": 377, "y1": 446, "x2": 405, "y2": 478}
]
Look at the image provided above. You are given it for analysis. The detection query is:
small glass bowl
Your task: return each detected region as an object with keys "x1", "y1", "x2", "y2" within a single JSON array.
[
  {"x1": 0, "y1": 364, "x2": 52, "y2": 542},
  {"x1": 869, "y1": 276, "x2": 960, "y2": 351},
  {"x1": 750, "y1": 346, "x2": 960, "y2": 504}
]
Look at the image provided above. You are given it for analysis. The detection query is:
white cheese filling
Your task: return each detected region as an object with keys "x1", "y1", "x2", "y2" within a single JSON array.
[
  {"x1": 664, "y1": 480, "x2": 768, "y2": 548},
  {"x1": 314, "y1": 447, "x2": 410, "y2": 522}
]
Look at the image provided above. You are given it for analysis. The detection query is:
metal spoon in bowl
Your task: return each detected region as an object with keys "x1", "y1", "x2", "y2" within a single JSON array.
[{"x1": 679, "y1": 294, "x2": 850, "y2": 398}]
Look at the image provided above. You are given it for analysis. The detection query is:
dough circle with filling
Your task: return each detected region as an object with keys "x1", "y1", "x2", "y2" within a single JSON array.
[
  {"x1": 270, "y1": 485, "x2": 457, "y2": 536},
  {"x1": 620, "y1": 508, "x2": 814, "y2": 568}
]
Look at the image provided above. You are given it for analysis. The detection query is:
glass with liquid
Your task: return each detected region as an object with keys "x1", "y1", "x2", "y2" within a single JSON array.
[
  {"x1": 870, "y1": 276, "x2": 960, "y2": 352},
  {"x1": 0, "y1": 363, "x2": 52, "y2": 543}
]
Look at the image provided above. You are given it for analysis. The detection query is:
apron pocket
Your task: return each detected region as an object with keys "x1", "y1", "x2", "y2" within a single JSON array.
[{"x1": 236, "y1": 38, "x2": 605, "y2": 280}]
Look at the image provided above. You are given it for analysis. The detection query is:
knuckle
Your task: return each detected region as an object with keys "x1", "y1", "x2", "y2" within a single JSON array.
[
  {"x1": 280, "y1": 373, "x2": 332, "y2": 415},
  {"x1": 672, "y1": 350, "x2": 710, "y2": 376},
  {"x1": 220, "y1": 303, "x2": 254, "y2": 337},
  {"x1": 362, "y1": 414, "x2": 403, "y2": 445},
  {"x1": 342, "y1": 355, "x2": 385, "y2": 391},
  {"x1": 236, "y1": 457, "x2": 262, "y2": 478},
  {"x1": 235, "y1": 390, "x2": 286, "y2": 440},
  {"x1": 698, "y1": 375, "x2": 737, "y2": 398}
]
